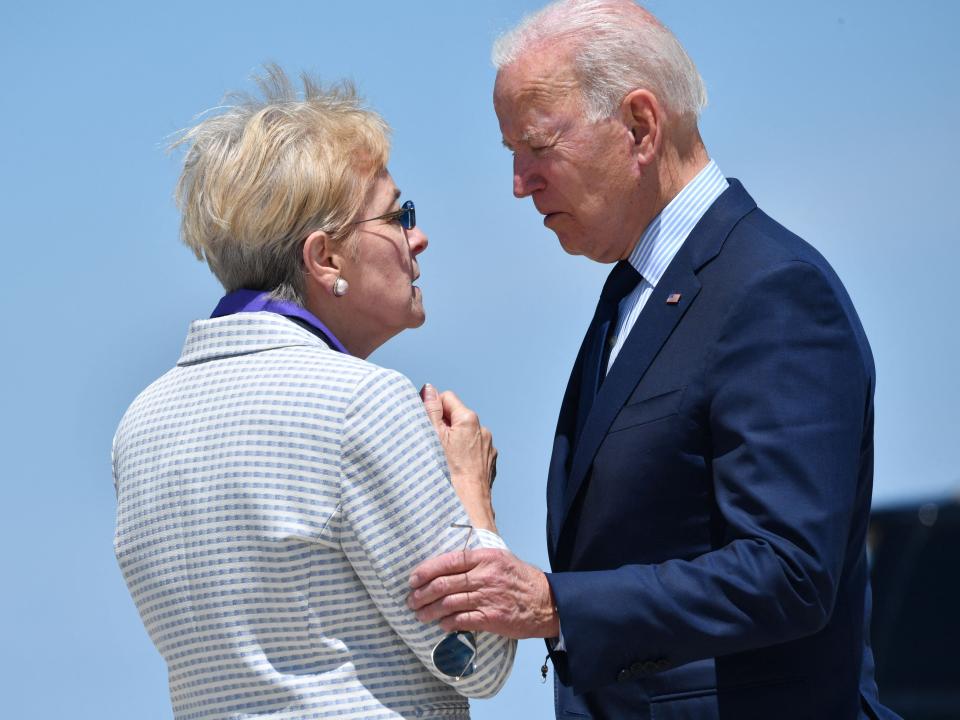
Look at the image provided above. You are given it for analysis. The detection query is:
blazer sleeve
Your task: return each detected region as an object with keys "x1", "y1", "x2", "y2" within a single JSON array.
[
  {"x1": 547, "y1": 259, "x2": 872, "y2": 693},
  {"x1": 339, "y1": 366, "x2": 516, "y2": 698}
]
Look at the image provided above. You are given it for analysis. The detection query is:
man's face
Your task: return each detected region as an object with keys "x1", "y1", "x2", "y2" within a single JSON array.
[{"x1": 494, "y1": 52, "x2": 641, "y2": 262}]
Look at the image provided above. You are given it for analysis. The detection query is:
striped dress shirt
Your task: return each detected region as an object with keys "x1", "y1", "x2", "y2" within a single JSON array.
[
  {"x1": 606, "y1": 160, "x2": 729, "y2": 371},
  {"x1": 113, "y1": 312, "x2": 516, "y2": 719}
]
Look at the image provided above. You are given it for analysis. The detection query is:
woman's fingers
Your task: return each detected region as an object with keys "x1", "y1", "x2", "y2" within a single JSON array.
[
  {"x1": 440, "y1": 390, "x2": 479, "y2": 428},
  {"x1": 419, "y1": 383, "x2": 446, "y2": 436},
  {"x1": 425, "y1": 388, "x2": 499, "y2": 531}
]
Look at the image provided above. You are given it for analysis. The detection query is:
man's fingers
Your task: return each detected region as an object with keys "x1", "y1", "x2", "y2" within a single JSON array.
[
  {"x1": 438, "y1": 610, "x2": 487, "y2": 634},
  {"x1": 409, "y1": 549, "x2": 475, "y2": 593},
  {"x1": 408, "y1": 569, "x2": 475, "y2": 611},
  {"x1": 420, "y1": 383, "x2": 444, "y2": 434},
  {"x1": 414, "y1": 590, "x2": 478, "y2": 624}
]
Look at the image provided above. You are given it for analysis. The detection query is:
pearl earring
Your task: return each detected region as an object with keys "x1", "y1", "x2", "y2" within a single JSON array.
[{"x1": 333, "y1": 276, "x2": 349, "y2": 297}]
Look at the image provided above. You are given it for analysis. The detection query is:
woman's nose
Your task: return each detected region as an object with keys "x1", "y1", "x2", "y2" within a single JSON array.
[{"x1": 408, "y1": 226, "x2": 428, "y2": 257}]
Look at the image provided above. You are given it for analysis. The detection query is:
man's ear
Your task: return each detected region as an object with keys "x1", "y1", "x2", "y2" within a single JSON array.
[
  {"x1": 622, "y1": 88, "x2": 663, "y2": 167},
  {"x1": 303, "y1": 230, "x2": 344, "y2": 296}
]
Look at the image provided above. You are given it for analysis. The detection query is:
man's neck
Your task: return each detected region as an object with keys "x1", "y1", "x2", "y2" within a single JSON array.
[
  {"x1": 655, "y1": 139, "x2": 710, "y2": 217},
  {"x1": 619, "y1": 141, "x2": 710, "y2": 262}
]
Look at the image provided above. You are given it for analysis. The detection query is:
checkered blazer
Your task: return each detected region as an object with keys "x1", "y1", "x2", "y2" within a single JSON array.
[{"x1": 113, "y1": 312, "x2": 515, "y2": 719}]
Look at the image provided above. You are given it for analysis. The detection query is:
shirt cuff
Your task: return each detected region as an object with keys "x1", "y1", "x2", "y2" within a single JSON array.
[{"x1": 474, "y1": 527, "x2": 508, "y2": 550}]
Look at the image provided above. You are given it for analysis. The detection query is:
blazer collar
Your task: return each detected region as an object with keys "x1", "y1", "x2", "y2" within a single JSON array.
[
  {"x1": 674, "y1": 178, "x2": 756, "y2": 273},
  {"x1": 177, "y1": 312, "x2": 327, "y2": 366},
  {"x1": 555, "y1": 180, "x2": 757, "y2": 549}
]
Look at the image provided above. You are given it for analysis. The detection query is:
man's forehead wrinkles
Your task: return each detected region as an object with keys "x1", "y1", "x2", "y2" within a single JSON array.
[
  {"x1": 501, "y1": 106, "x2": 575, "y2": 151},
  {"x1": 496, "y1": 64, "x2": 581, "y2": 150},
  {"x1": 517, "y1": 76, "x2": 579, "y2": 105},
  {"x1": 520, "y1": 126, "x2": 553, "y2": 144}
]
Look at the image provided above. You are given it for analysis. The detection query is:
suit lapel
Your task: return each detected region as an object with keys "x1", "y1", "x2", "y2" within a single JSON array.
[
  {"x1": 559, "y1": 262, "x2": 701, "y2": 530},
  {"x1": 552, "y1": 180, "x2": 758, "y2": 552},
  {"x1": 547, "y1": 323, "x2": 592, "y2": 556},
  {"x1": 575, "y1": 319, "x2": 605, "y2": 443}
]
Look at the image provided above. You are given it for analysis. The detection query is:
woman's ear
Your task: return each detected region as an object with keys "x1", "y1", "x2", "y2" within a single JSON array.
[
  {"x1": 621, "y1": 88, "x2": 663, "y2": 167},
  {"x1": 303, "y1": 230, "x2": 344, "y2": 296}
]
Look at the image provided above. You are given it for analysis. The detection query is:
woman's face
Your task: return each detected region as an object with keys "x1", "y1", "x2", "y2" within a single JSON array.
[{"x1": 340, "y1": 172, "x2": 429, "y2": 345}]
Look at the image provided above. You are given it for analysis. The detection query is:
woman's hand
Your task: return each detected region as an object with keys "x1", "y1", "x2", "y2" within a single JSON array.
[{"x1": 420, "y1": 384, "x2": 498, "y2": 533}]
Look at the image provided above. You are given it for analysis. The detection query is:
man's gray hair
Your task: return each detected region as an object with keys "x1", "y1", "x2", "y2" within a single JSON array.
[{"x1": 492, "y1": 0, "x2": 707, "y2": 123}]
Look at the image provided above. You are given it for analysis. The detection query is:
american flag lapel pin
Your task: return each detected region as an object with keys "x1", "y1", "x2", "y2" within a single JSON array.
[{"x1": 666, "y1": 293, "x2": 682, "y2": 305}]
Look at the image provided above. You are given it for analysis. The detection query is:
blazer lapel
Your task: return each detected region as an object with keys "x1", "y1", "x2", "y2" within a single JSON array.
[
  {"x1": 559, "y1": 264, "x2": 701, "y2": 530},
  {"x1": 547, "y1": 325, "x2": 591, "y2": 556},
  {"x1": 554, "y1": 180, "x2": 758, "y2": 547}
]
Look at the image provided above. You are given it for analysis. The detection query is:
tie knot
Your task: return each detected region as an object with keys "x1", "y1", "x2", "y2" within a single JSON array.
[{"x1": 600, "y1": 261, "x2": 642, "y2": 306}]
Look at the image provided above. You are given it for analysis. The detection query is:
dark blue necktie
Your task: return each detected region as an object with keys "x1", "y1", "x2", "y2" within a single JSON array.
[{"x1": 575, "y1": 261, "x2": 642, "y2": 440}]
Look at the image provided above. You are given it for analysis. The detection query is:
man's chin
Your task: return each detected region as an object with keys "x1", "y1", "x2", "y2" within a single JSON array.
[
  {"x1": 544, "y1": 216, "x2": 584, "y2": 255},
  {"x1": 554, "y1": 229, "x2": 586, "y2": 257}
]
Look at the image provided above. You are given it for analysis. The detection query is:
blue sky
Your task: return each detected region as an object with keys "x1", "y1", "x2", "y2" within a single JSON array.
[{"x1": 2, "y1": 1, "x2": 958, "y2": 717}]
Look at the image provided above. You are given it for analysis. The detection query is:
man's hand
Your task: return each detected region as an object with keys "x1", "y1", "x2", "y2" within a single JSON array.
[
  {"x1": 408, "y1": 547, "x2": 560, "y2": 639},
  {"x1": 420, "y1": 384, "x2": 497, "y2": 532}
]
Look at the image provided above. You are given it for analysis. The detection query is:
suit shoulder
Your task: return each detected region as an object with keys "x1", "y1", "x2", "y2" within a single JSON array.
[
  {"x1": 726, "y1": 208, "x2": 835, "y2": 275},
  {"x1": 712, "y1": 207, "x2": 875, "y2": 377},
  {"x1": 719, "y1": 208, "x2": 859, "y2": 313}
]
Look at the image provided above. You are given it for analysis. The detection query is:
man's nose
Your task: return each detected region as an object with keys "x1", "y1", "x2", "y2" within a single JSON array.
[{"x1": 513, "y1": 154, "x2": 545, "y2": 198}]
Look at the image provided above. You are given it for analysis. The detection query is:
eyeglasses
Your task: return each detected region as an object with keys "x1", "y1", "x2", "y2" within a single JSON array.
[
  {"x1": 430, "y1": 522, "x2": 478, "y2": 680},
  {"x1": 350, "y1": 200, "x2": 416, "y2": 231}
]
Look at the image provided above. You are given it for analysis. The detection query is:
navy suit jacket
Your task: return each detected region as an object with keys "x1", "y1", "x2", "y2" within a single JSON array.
[{"x1": 545, "y1": 181, "x2": 899, "y2": 720}]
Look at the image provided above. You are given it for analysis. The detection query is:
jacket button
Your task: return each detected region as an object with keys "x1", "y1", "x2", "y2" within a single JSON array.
[{"x1": 617, "y1": 668, "x2": 631, "y2": 683}]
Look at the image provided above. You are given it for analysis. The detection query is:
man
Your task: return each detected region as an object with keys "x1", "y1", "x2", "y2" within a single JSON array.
[{"x1": 409, "y1": 1, "x2": 898, "y2": 717}]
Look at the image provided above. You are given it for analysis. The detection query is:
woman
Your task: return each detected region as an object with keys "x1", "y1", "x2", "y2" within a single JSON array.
[{"x1": 112, "y1": 66, "x2": 515, "y2": 720}]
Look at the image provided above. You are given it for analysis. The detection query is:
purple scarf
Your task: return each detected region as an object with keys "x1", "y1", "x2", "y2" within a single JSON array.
[{"x1": 211, "y1": 289, "x2": 348, "y2": 355}]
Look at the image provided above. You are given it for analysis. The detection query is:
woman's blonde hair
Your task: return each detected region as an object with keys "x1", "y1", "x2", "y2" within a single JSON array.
[{"x1": 170, "y1": 65, "x2": 390, "y2": 303}]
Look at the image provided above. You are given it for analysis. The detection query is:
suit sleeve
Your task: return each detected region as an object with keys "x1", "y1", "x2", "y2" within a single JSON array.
[
  {"x1": 339, "y1": 367, "x2": 516, "y2": 697},
  {"x1": 547, "y1": 260, "x2": 871, "y2": 693}
]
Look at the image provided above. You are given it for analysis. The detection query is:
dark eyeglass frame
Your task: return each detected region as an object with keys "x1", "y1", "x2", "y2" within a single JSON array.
[
  {"x1": 350, "y1": 200, "x2": 416, "y2": 231},
  {"x1": 430, "y1": 522, "x2": 479, "y2": 680}
]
